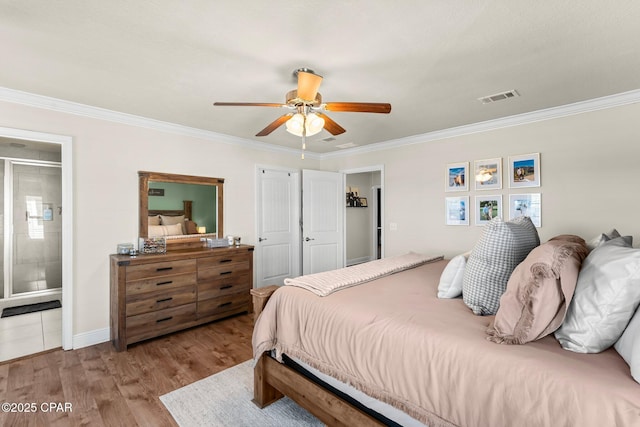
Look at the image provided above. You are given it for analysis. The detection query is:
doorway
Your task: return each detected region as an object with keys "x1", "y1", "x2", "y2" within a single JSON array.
[
  {"x1": 0, "y1": 127, "x2": 73, "y2": 361},
  {"x1": 343, "y1": 166, "x2": 384, "y2": 266}
]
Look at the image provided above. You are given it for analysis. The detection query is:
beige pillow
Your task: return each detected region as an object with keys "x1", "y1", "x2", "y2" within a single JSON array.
[
  {"x1": 486, "y1": 235, "x2": 588, "y2": 344},
  {"x1": 148, "y1": 223, "x2": 183, "y2": 237},
  {"x1": 160, "y1": 214, "x2": 186, "y2": 234},
  {"x1": 148, "y1": 215, "x2": 161, "y2": 226}
]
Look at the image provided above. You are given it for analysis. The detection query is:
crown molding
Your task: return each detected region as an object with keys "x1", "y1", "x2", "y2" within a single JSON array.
[
  {"x1": 0, "y1": 87, "x2": 321, "y2": 160},
  {"x1": 2, "y1": 86, "x2": 639, "y2": 162},
  {"x1": 319, "y1": 88, "x2": 640, "y2": 160}
]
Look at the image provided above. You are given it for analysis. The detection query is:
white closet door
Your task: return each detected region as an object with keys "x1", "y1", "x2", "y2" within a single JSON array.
[
  {"x1": 302, "y1": 169, "x2": 344, "y2": 275},
  {"x1": 255, "y1": 168, "x2": 300, "y2": 287}
]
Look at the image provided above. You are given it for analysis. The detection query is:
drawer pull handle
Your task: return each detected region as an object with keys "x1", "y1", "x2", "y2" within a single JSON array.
[
  {"x1": 218, "y1": 302, "x2": 232, "y2": 308},
  {"x1": 220, "y1": 285, "x2": 233, "y2": 290},
  {"x1": 220, "y1": 271, "x2": 232, "y2": 276},
  {"x1": 156, "y1": 267, "x2": 173, "y2": 271},
  {"x1": 220, "y1": 259, "x2": 233, "y2": 263},
  {"x1": 157, "y1": 297, "x2": 173, "y2": 303},
  {"x1": 156, "y1": 281, "x2": 173, "y2": 286},
  {"x1": 157, "y1": 316, "x2": 173, "y2": 323}
]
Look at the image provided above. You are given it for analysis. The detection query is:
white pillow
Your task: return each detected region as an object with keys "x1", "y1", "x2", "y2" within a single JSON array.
[
  {"x1": 437, "y1": 252, "x2": 470, "y2": 298},
  {"x1": 615, "y1": 307, "x2": 640, "y2": 383},
  {"x1": 555, "y1": 237, "x2": 640, "y2": 353},
  {"x1": 148, "y1": 223, "x2": 183, "y2": 237}
]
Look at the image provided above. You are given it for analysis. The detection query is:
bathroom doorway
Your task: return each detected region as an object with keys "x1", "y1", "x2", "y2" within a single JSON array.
[{"x1": 0, "y1": 138, "x2": 64, "y2": 361}]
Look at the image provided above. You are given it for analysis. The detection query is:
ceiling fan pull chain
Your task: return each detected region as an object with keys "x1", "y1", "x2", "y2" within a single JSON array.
[{"x1": 301, "y1": 124, "x2": 306, "y2": 159}]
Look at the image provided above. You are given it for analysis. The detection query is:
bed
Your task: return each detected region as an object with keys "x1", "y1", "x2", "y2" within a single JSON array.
[{"x1": 252, "y1": 251, "x2": 640, "y2": 426}]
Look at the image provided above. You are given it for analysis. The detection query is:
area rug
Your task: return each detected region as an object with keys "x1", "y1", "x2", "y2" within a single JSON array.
[
  {"x1": 1, "y1": 300, "x2": 61, "y2": 318},
  {"x1": 160, "y1": 360, "x2": 323, "y2": 427}
]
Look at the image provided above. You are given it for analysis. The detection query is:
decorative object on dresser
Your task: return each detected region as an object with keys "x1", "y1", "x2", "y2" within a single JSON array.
[{"x1": 110, "y1": 245, "x2": 254, "y2": 351}]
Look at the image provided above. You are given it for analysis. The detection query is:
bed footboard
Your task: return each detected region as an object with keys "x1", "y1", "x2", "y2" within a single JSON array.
[{"x1": 253, "y1": 353, "x2": 385, "y2": 427}]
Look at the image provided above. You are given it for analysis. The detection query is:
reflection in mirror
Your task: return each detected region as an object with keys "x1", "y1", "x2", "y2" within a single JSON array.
[
  {"x1": 139, "y1": 172, "x2": 224, "y2": 246},
  {"x1": 148, "y1": 182, "x2": 217, "y2": 233}
]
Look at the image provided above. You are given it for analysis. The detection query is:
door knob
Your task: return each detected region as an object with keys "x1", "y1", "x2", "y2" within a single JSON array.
[
  {"x1": 258, "y1": 237, "x2": 267, "y2": 242},
  {"x1": 304, "y1": 237, "x2": 315, "y2": 242}
]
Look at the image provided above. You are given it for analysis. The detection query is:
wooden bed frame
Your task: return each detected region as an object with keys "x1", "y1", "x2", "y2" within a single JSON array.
[
  {"x1": 148, "y1": 199, "x2": 193, "y2": 221},
  {"x1": 250, "y1": 286, "x2": 387, "y2": 427}
]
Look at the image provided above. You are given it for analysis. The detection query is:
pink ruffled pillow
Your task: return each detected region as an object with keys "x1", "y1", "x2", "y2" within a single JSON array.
[{"x1": 486, "y1": 235, "x2": 588, "y2": 344}]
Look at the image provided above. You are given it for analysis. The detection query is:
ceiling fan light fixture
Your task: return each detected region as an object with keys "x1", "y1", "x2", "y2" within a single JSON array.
[
  {"x1": 306, "y1": 113, "x2": 325, "y2": 136},
  {"x1": 285, "y1": 113, "x2": 305, "y2": 136},
  {"x1": 285, "y1": 112, "x2": 324, "y2": 137}
]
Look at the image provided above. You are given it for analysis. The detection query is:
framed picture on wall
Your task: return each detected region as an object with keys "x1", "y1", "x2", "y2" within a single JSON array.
[
  {"x1": 445, "y1": 162, "x2": 469, "y2": 192},
  {"x1": 474, "y1": 158, "x2": 502, "y2": 190},
  {"x1": 508, "y1": 193, "x2": 542, "y2": 227},
  {"x1": 445, "y1": 196, "x2": 469, "y2": 226},
  {"x1": 509, "y1": 153, "x2": 540, "y2": 188},
  {"x1": 475, "y1": 195, "x2": 502, "y2": 226}
]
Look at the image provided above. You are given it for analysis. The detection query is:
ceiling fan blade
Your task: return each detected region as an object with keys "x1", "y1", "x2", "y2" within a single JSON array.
[
  {"x1": 214, "y1": 102, "x2": 284, "y2": 107},
  {"x1": 324, "y1": 102, "x2": 391, "y2": 114},
  {"x1": 316, "y1": 113, "x2": 346, "y2": 135},
  {"x1": 255, "y1": 113, "x2": 293, "y2": 137},
  {"x1": 297, "y1": 71, "x2": 323, "y2": 102}
]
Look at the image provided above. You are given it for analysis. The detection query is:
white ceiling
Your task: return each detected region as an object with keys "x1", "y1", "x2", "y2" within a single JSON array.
[{"x1": 2, "y1": 1, "x2": 640, "y2": 154}]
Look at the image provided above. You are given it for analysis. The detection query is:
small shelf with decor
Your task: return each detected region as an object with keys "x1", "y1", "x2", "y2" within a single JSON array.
[{"x1": 346, "y1": 191, "x2": 367, "y2": 208}]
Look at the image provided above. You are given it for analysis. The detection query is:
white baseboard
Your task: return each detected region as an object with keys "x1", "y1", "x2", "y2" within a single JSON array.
[
  {"x1": 72, "y1": 327, "x2": 110, "y2": 350},
  {"x1": 347, "y1": 256, "x2": 373, "y2": 266}
]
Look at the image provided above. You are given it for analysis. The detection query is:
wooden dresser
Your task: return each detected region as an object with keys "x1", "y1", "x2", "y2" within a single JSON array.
[{"x1": 110, "y1": 245, "x2": 254, "y2": 351}]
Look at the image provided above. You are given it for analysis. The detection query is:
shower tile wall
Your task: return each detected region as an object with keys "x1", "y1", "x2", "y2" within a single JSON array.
[{"x1": 12, "y1": 164, "x2": 62, "y2": 294}]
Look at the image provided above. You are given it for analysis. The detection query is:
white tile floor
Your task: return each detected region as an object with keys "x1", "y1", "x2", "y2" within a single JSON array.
[{"x1": 0, "y1": 308, "x2": 62, "y2": 362}]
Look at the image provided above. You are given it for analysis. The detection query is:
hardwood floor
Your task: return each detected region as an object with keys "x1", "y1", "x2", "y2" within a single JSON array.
[{"x1": 0, "y1": 313, "x2": 254, "y2": 426}]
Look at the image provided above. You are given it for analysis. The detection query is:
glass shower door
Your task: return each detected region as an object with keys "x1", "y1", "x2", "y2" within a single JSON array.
[{"x1": 11, "y1": 162, "x2": 62, "y2": 295}]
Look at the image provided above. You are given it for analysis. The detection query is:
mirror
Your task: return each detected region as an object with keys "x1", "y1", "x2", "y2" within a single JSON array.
[{"x1": 139, "y1": 171, "x2": 224, "y2": 245}]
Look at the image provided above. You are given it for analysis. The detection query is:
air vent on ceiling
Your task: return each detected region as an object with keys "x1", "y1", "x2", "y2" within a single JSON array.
[{"x1": 478, "y1": 90, "x2": 519, "y2": 104}]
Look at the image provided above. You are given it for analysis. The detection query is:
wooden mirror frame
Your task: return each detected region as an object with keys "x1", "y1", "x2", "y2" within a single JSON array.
[{"x1": 139, "y1": 171, "x2": 224, "y2": 249}]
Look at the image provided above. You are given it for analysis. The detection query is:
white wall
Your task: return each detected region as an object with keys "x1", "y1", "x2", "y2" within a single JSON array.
[
  {"x1": 0, "y1": 100, "x2": 320, "y2": 338},
  {"x1": 324, "y1": 102, "x2": 640, "y2": 258},
  {"x1": 1, "y1": 97, "x2": 639, "y2": 344}
]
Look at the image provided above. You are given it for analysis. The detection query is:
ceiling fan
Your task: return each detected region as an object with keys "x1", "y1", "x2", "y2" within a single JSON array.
[{"x1": 213, "y1": 68, "x2": 391, "y2": 139}]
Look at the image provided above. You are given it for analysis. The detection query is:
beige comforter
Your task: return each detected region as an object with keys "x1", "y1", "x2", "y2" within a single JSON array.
[{"x1": 253, "y1": 259, "x2": 640, "y2": 427}]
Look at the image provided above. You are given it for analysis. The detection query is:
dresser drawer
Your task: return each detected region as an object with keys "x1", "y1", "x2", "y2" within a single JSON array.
[
  {"x1": 126, "y1": 285, "x2": 196, "y2": 316},
  {"x1": 198, "y1": 261, "x2": 250, "y2": 281},
  {"x1": 126, "y1": 272, "x2": 196, "y2": 295},
  {"x1": 198, "y1": 273, "x2": 250, "y2": 301},
  {"x1": 197, "y1": 253, "x2": 250, "y2": 270},
  {"x1": 126, "y1": 303, "x2": 196, "y2": 344},
  {"x1": 198, "y1": 293, "x2": 250, "y2": 318},
  {"x1": 125, "y1": 259, "x2": 196, "y2": 282}
]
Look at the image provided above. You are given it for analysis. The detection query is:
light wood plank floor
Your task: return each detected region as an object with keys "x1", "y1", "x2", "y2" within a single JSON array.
[{"x1": 0, "y1": 313, "x2": 254, "y2": 426}]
